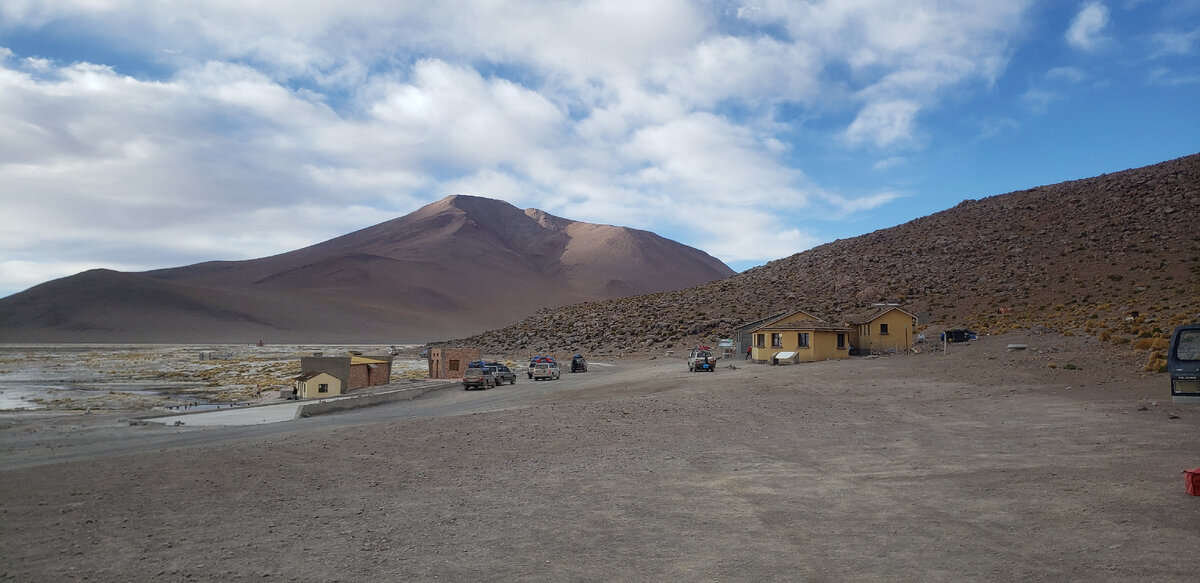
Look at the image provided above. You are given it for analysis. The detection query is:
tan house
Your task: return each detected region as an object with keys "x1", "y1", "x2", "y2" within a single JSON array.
[
  {"x1": 845, "y1": 306, "x2": 918, "y2": 354},
  {"x1": 293, "y1": 371, "x2": 343, "y2": 399},
  {"x1": 749, "y1": 309, "x2": 852, "y2": 364}
]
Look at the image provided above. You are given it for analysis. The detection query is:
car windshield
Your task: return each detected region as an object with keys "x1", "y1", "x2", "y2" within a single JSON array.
[{"x1": 1176, "y1": 330, "x2": 1200, "y2": 361}]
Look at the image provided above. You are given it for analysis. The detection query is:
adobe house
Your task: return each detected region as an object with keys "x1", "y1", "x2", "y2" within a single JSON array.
[
  {"x1": 748, "y1": 309, "x2": 852, "y2": 364},
  {"x1": 844, "y1": 306, "x2": 918, "y2": 354},
  {"x1": 298, "y1": 354, "x2": 393, "y2": 392},
  {"x1": 293, "y1": 371, "x2": 343, "y2": 399},
  {"x1": 428, "y1": 347, "x2": 481, "y2": 379}
]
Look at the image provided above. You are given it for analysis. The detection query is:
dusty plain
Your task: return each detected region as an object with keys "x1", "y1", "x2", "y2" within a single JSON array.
[{"x1": 2, "y1": 330, "x2": 1199, "y2": 582}]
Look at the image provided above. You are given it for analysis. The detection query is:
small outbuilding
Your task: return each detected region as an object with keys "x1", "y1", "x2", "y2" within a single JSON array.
[
  {"x1": 845, "y1": 306, "x2": 918, "y2": 354},
  {"x1": 293, "y1": 371, "x2": 343, "y2": 399},
  {"x1": 427, "y1": 347, "x2": 482, "y2": 379}
]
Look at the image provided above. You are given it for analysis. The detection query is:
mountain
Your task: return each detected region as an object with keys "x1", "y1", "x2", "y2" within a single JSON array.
[
  {"x1": 0, "y1": 196, "x2": 735, "y2": 343},
  {"x1": 461, "y1": 153, "x2": 1200, "y2": 369}
]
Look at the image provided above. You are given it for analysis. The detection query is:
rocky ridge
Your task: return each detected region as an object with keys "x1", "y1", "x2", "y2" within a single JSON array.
[{"x1": 458, "y1": 153, "x2": 1200, "y2": 371}]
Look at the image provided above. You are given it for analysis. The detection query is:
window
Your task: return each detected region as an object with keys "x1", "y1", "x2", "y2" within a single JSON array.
[
  {"x1": 1177, "y1": 330, "x2": 1200, "y2": 360},
  {"x1": 797, "y1": 333, "x2": 809, "y2": 348},
  {"x1": 449, "y1": 359, "x2": 460, "y2": 372},
  {"x1": 318, "y1": 383, "x2": 329, "y2": 393},
  {"x1": 837, "y1": 333, "x2": 846, "y2": 349},
  {"x1": 771, "y1": 333, "x2": 783, "y2": 348},
  {"x1": 880, "y1": 323, "x2": 890, "y2": 335},
  {"x1": 755, "y1": 334, "x2": 766, "y2": 348}
]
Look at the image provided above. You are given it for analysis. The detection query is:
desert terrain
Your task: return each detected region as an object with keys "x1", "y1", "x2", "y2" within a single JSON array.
[{"x1": 1, "y1": 330, "x2": 1198, "y2": 581}]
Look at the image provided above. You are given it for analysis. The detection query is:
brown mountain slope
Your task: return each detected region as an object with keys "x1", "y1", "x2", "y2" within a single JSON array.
[
  {"x1": 0, "y1": 196, "x2": 734, "y2": 343},
  {"x1": 461, "y1": 153, "x2": 1200, "y2": 370}
]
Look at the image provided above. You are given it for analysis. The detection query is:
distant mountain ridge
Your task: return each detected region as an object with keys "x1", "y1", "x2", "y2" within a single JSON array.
[
  {"x1": 0, "y1": 196, "x2": 735, "y2": 343},
  {"x1": 461, "y1": 153, "x2": 1200, "y2": 368}
]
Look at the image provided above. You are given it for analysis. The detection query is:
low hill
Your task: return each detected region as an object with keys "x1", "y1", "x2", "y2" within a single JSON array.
[
  {"x1": 460, "y1": 153, "x2": 1200, "y2": 371},
  {"x1": 0, "y1": 196, "x2": 734, "y2": 343}
]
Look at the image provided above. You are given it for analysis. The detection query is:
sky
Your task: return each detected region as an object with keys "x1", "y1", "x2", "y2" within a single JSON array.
[{"x1": 1, "y1": 1, "x2": 1198, "y2": 298}]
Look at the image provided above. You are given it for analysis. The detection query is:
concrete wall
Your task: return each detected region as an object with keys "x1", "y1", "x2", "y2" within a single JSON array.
[{"x1": 293, "y1": 382, "x2": 449, "y2": 418}]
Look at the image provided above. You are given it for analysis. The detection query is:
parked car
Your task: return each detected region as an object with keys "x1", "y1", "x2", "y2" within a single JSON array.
[
  {"x1": 462, "y1": 367, "x2": 496, "y2": 390},
  {"x1": 570, "y1": 353, "x2": 587, "y2": 373},
  {"x1": 528, "y1": 355, "x2": 556, "y2": 379},
  {"x1": 687, "y1": 346, "x2": 716, "y2": 372},
  {"x1": 492, "y1": 363, "x2": 517, "y2": 385},
  {"x1": 532, "y1": 361, "x2": 561, "y2": 381},
  {"x1": 1168, "y1": 324, "x2": 1200, "y2": 403},
  {"x1": 941, "y1": 329, "x2": 977, "y2": 343}
]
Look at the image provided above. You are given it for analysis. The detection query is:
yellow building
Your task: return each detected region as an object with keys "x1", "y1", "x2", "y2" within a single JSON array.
[
  {"x1": 846, "y1": 306, "x2": 917, "y2": 354},
  {"x1": 749, "y1": 309, "x2": 852, "y2": 363},
  {"x1": 293, "y1": 371, "x2": 343, "y2": 399}
]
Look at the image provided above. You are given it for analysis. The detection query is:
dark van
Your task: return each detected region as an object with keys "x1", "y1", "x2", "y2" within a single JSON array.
[{"x1": 1168, "y1": 324, "x2": 1200, "y2": 403}]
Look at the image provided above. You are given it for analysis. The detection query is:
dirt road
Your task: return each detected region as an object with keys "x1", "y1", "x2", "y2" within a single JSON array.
[{"x1": 2, "y1": 331, "x2": 1199, "y2": 581}]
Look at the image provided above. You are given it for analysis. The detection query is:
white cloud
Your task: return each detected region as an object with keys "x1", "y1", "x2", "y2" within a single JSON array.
[
  {"x1": 1020, "y1": 87, "x2": 1062, "y2": 113},
  {"x1": 0, "y1": 0, "x2": 1045, "y2": 296},
  {"x1": 1046, "y1": 66, "x2": 1086, "y2": 83},
  {"x1": 1066, "y1": 2, "x2": 1110, "y2": 51},
  {"x1": 873, "y1": 156, "x2": 906, "y2": 171},
  {"x1": 842, "y1": 100, "x2": 922, "y2": 148},
  {"x1": 1150, "y1": 28, "x2": 1200, "y2": 57}
]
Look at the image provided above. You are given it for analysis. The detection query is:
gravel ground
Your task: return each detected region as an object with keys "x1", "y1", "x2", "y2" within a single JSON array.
[{"x1": 2, "y1": 331, "x2": 1199, "y2": 582}]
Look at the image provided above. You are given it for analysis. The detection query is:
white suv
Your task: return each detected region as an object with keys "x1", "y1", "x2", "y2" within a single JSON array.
[{"x1": 531, "y1": 361, "x2": 560, "y2": 380}]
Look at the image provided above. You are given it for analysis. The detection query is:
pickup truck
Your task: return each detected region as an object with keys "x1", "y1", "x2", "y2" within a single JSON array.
[{"x1": 687, "y1": 346, "x2": 716, "y2": 372}]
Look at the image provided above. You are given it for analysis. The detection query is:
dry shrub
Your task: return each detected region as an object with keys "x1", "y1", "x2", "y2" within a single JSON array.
[
  {"x1": 1144, "y1": 353, "x2": 1167, "y2": 373},
  {"x1": 1134, "y1": 337, "x2": 1171, "y2": 351}
]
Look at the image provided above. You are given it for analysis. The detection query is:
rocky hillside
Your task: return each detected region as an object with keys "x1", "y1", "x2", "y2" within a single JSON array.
[
  {"x1": 459, "y1": 153, "x2": 1200, "y2": 371},
  {"x1": 0, "y1": 195, "x2": 733, "y2": 343}
]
